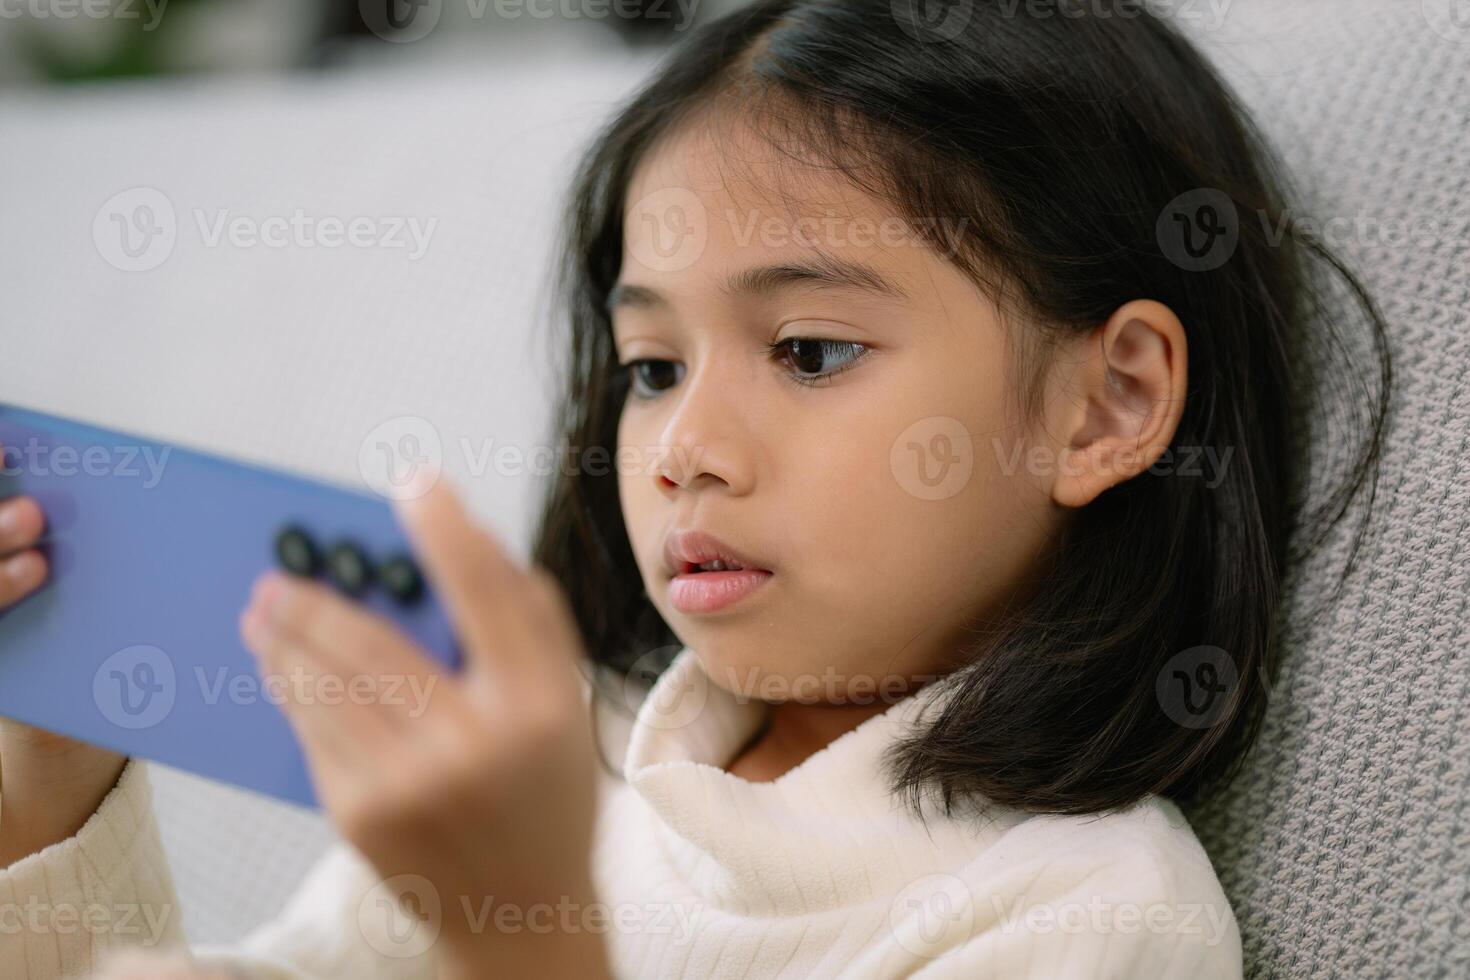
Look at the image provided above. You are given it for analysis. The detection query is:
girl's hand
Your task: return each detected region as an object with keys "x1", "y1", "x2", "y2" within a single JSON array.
[
  {"x1": 237, "y1": 478, "x2": 607, "y2": 979},
  {"x1": 0, "y1": 488, "x2": 129, "y2": 869}
]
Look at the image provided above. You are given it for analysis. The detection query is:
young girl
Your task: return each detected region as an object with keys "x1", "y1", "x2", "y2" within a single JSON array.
[{"x1": 0, "y1": 1, "x2": 1390, "y2": 977}]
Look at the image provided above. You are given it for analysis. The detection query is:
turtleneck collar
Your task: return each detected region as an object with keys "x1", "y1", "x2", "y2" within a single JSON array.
[{"x1": 616, "y1": 646, "x2": 1014, "y2": 917}]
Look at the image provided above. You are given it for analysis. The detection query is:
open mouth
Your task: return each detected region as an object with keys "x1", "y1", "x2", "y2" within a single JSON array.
[{"x1": 679, "y1": 558, "x2": 760, "y2": 574}]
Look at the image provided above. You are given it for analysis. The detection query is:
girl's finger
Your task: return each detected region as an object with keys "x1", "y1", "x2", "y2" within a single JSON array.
[
  {"x1": 238, "y1": 602, "x2": 391, "y2": 763},
  {"x1": 391, "y1": 477, "x2": 548, "y2": 679},
  {"x1": 247, "y1": 571, "x2": 439, "y2": 729},
  {"x1": 0, "y1": 496, "x2": 45, "y2": 556},
  {"x1": 525, "y1": 565, "x2": 596, "y2": 676},
  {"x1": 0, "y1": 549, "x2": 47, "y2": 608}
]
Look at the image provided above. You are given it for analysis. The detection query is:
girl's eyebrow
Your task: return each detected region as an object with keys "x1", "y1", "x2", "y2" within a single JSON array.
[
  {"x1": 606, "y1": 255, "x2": 909, "y2": 313},
  {"x1": 722, "y1": 255, "x2": 909, "y2": 301}
]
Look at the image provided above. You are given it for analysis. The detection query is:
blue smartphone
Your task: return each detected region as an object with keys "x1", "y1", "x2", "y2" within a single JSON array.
[{"x1": 0, "y1": 402, "x2": 463, "y2": 810}]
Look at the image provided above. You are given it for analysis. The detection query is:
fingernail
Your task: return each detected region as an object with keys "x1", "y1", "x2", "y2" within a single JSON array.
[
  {"x1": 240, "y1": 607, "x2": 268, "y2": 648},
  {"x1": 0, "y1": 501, "x2": 21, "y2": 538},
  {"x1": 407, "y1": 467, "x2": 438, "y2": 500},
  {"x1": 5, "y1": 551, "x2": 42, "y2": 585},
  {"x1": 393, "y1": 471, "x2": 438, "y2": 525},
  {"x1": 255, "y1": 572, "x2": 286, "y2": 617}
]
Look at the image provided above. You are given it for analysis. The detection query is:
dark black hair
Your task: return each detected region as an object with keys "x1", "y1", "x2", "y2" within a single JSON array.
[{"x1": 532, "y1": 0, "x2": 1392, "y2": 816}]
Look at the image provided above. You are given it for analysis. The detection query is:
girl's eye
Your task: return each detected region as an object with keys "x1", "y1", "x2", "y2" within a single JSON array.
[
  {"x1": 618, "y1": 337, "x2": 869, "y2": 399},
  {"x1": 767, "y1": 337, "x2": 870, "y2": 387},
  {"x1": 622, "y1": 359, "x2": 684, "y2": 399}
]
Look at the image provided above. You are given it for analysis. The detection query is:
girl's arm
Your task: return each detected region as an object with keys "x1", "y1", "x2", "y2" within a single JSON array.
[
  {"x1": 0, "y1": 755, "x2": 441, "y2": 980},
  {"x1": 0, "y1": 757, "x2": 188, "y2": 977}
]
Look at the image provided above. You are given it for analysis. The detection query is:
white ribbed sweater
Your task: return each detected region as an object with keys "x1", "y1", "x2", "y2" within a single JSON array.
[{"x1": 0, "y1": 647, "x2": 1242, "y2": 978}]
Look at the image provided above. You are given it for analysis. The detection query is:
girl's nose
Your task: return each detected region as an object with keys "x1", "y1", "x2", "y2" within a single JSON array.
[{"x1": 654, "y1": 370, "x2": 755, "y2": 496}]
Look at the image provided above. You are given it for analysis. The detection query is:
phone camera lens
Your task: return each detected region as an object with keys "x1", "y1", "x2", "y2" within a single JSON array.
[
  {"x1": 379, "y1": 554, "x2": 425, "y2": 605},
  {"x1": 275, "y1": 526, "x2": 321, "y2": 578},
  {"x1": 325, "y1": 540, "x2": 373, "y2": 597}
]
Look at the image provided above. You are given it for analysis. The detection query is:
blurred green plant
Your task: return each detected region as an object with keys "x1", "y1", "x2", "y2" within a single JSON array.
[{"x1": 13, "y1": 0, "x2": 211, "y2": 82}]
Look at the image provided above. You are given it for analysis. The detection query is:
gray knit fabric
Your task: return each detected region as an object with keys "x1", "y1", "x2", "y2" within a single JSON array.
[{"x1": 1176, "y1": 3, "x2": 1470, "y2": 978}]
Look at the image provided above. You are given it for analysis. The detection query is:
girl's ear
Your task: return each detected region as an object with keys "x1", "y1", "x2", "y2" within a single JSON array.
[{"x1": 1045, "y1": 299, "x2": 1189, "y2": 509}]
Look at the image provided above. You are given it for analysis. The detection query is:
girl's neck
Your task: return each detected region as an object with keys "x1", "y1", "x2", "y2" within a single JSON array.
[{"x1": 723, "y1": 697, "x2": 897, "y2": 783}]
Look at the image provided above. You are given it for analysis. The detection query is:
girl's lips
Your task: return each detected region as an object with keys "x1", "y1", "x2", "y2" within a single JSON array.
[{"x1": 667, "y1": 568, "x2": 774, "y2": 614}]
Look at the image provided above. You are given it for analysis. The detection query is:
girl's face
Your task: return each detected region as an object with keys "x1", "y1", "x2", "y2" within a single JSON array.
[{"x1": 613, "y1": 115, "x2": 1064, "y2": 705}]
